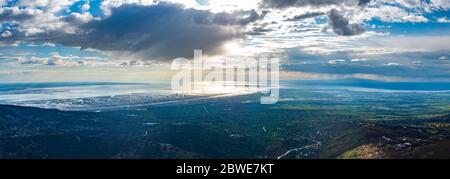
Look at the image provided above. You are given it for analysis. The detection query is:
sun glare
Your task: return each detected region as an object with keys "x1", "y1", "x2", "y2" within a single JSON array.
[{"x1": 190, "y1": 81, "x2": 259, "y2": 96}]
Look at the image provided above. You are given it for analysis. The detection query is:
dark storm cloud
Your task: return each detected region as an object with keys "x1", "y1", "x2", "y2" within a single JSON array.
[
  {"x1": 259, "y1": 0, "x2": 371, "y2": 9},
  {"x1": 0, "y1": 3, "x2": 259, "y2": 60},
  {"x1": 328, "y1": 9, "x2": 364, "y2": 36},
  {"x1": 77, "y1": 3, "x2": 245, "y2": 60}
]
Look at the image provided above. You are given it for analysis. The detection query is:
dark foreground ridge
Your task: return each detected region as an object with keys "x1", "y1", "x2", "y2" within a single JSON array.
[{"x1": 1, "y1": 104, "x2": 450, "y2": 159}]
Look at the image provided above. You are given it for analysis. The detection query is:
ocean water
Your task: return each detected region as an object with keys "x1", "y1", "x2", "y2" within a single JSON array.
[
  {"x1": 0, "y1": 83, "x2": 191, "y2": 111},
  {"x1": 1, "y1": 80, "x2": 450, "y2": 111},
  {"x1": 0, "y1": 83, "x2": 171, "y2": 101}
]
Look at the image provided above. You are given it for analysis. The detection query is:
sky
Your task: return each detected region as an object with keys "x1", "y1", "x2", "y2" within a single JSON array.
[{"x1": 0, "y1": 0, "x2": 449, "y2": 83}]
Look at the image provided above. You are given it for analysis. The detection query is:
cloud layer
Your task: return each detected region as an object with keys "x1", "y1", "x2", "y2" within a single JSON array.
[
  {"x1": 1, "y1": 2, "x2": 264, "y2": 60},
  {"x1": 0, "y1": 0, "x2": 449, "y2": 82}
]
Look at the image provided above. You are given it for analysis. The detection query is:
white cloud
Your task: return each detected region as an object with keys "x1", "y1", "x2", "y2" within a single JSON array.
[
  {"x1": 429, "y1": 0, "x2": 450, "y2": 10},
  {"x1": 0, "y1": 30, "x2": 12, "y2": 38},
  {"x1": 437, "y1": 17, "x2": 450, "y2": 23},
  {"x1": 328, "y1": 59, "x2": 346, "y2": 64},
  {"x1": 120, "y1": 59, "x2": 157, "y2": 66},
  {"x1": 384, "y1": 62, "x2": 401, "y2": 66},
  {"x1": 207, "y1": 0, "x2": 259, "y2": 12},
  {"x1": 402, "y1": 14, "x2": 429, "y2": 23},
  {"x1": 17, "y1": 55, "x2": 95, "y2": 67},
  {"x1": 81, "y1": 2, "x2": 90, "y2": 11},
  {"x1": 398, "y1": 0, "x2": 421, "y2": 8},
  {"x1": 351, "y1": 58, "x2": 368, "y2": 62}
]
